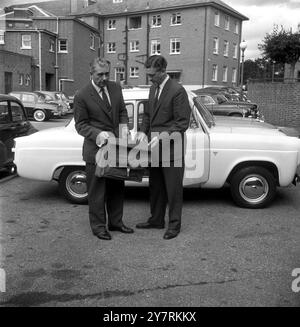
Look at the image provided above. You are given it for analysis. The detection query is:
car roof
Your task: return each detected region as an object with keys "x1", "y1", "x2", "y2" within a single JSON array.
[
  {"x1": 122, "y1": 88, "x2": 150, "y2": 100},
  {"x1": 0, "y1": 94, "x2": 24, "y2": 101}
]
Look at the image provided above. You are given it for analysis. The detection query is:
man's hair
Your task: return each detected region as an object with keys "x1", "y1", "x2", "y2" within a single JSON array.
[
  {"x1": 90, "y1": 57, "x2": 111, "y2": 74},
  {"x1": 144, "y1": 55, "x2": 168, "y2": 72}
]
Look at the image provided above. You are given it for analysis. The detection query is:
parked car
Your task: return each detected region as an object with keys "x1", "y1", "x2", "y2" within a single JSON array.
[
  {"x1": 13, "y1": 88, "x2": 300, "y2": 208},
  {"x1": 199, "y1": 86, "x2": 250, "y2": 102},
  {"x1": 34, "y1": 91, "x2": 70, "y2": 115},
  {"x1": 9, "y1": 91, "x2": 63, "y2": 122},
  {"x1": 193, "y1": 90, "x2": 261, "y2": 119},
  {"x1": 60, "y1": 92, "x2": 74, "y2": 111},
  {"x1": 0, "y1": 94, "x2": 37, "y2": 173}
]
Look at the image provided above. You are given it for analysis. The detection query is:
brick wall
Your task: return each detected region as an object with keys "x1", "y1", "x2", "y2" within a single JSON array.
[{"x1": 247, "y1": 81, "x2": 300, "y2": 127}]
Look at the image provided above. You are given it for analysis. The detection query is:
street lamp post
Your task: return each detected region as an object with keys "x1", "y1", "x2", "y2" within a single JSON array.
[{"x1": 240, "y1": 40, "x2": 247, "y2": 88}]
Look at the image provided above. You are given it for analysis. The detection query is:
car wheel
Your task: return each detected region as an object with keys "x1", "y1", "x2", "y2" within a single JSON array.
[
  {"x1": 58, "y1": 167, "x2": 88, "y2": 204},
  {"x1": 230, "y1": 166, "x2": 277, "y2": 208},
  {"x1": 33, "y1": 110, "x2": 47, "y2": 122}
]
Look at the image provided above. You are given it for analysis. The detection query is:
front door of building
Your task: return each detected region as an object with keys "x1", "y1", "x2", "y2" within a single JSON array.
[
  {"x1": 4, "y1": 72, "x2": 12, "y2": 94},
  {"x1": 45, "y1": 73, "x2": 55, "y2": 91}
]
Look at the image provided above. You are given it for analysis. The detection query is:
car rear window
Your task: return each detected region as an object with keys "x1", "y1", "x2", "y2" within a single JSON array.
[
  {"x1": 0, "y1": 101, "x2": 10, "y2": 124},
  {"x1": 11, "y1": 101, "x2": 26, "y2": 122}
]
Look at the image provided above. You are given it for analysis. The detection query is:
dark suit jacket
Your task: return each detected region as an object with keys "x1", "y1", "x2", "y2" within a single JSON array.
[
  {"x1": 74, "y1": 81, "x2": 128, "y2": 163},
  {"x1": 140, "y1": 78, "x2": 191, "y2": 162}
]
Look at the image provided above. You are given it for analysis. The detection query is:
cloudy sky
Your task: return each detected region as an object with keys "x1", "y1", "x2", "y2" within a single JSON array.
[
  {"x1": 1, "y1": 0, "x2": 300, "y2": 60},
  {"x1": 225, "y1": 0, "x2": 300, "y2": 59}
]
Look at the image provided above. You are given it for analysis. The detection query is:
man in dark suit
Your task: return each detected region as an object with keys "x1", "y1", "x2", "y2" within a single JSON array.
[
  {"x1": 135, "y1": 55, "x2": 191, "y2": 240},
  {"x1": 74, "y1": 57, "x2": 134, "y2": 240}
]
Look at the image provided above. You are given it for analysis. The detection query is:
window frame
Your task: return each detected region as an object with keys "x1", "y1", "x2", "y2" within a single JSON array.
[
  {"x1": 129, "y1": 40, "x2": 140, "y2": 52},
  {"x1": 0, "y1": 30, "x2": 5, "y2": 44},
  {"x1": 58, "y1": 39, "x2": 68, "y2": 53},
  {"x1": 170, "y1": 38, "x2": 181, "y2": 55},
  {"x1": 214, "y1": 11, "x2": 220, "y2": 27},
  {"x1": 232, "y1": 67, "x2": 237, "y2": 83},
  {"x1": 108, "y1": 19, "x2": 116, "y2": 30},
  {"x1": 90, "y1": 33, "x2": 95, "y2": 50},
  {"x1": 21, "y1": 34, "x2": 32, "y2": 49},
  {"x1": 129, "y1": 16, "x2": 142, "y2": 30},
  {"x1": 107, "y1": 42, "x2": 116, "y2": 53},
  {"x1": 212, "y1": 64, "x2": 218, "y2": 82},
  {"x1": 151, "y1": 15, "x2": 161, "y2": 28},
  {"x1": 222, "y1": 66, "x2": 228, "y2": 82},
  {"x1": 213, "y1": 37, "x2": 219, "y2": 55},
  {"x1": 224, "y1": 15, "x2": 230, "y2": 30},
  {"x1": 130, "y1": 66, "x2": 139, "y2": 78},
  {"x1": 151, "y1": 39, "x2": 161, "y2": 55},
  {"x1": 170, "y1": 12, "x2": 182, "y2": 26},
  {"x1": 223, "y1": 40, "x2": 229, "y2": 57}
]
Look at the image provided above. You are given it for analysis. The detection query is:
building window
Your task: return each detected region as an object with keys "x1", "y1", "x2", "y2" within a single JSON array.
[
  {"x1": 108, "y1": 19, "x2": 116, "y2": 30},
  {"x1": 0, "y1": 30, "x2": 5, "y2": 44},
  {"x1": 223, "y1": 40, "x2": 229, "y2": 57},
  {"x1": 129, "y1": 16, "x2": 142, "y2": 29},
  {"x1": 213, "y1": 37, "x2": 219, "y2": 54},
  {"x1": 171, "y1": 13, "x2": 181, "y2": 25},
  {"x1": 49, "y1": 39, "x2": 55, "y2": 52},
  {"x1": 115, "y1": 67, "x2": 125, "y2": 82},
  {"x1": 130, "y1": 40, "x2": 139, "y2": 52},
  {"x1": 234, "y1": 21, "x2": 239, "y2": 34},
  {"x1": 18, "y1": 73, "x2": 24, "y2": 85},
  {"x1": 151, "y1": 15, "x2": 161, "y2": 28},
  {"x1": 113, "y1": 0, "x2": 123, "y2": 3},
  {"x1": 90, "y1": 33, "x2": 95, "y2": 50},
  {"x1": 58, "y1": 39, "x2": 68, "y2": 52},
  {"x1": 214, "y1": 11, "x2": 220, "y2": 26},
  {"x1": 151, "y1": 39, "x2": 161, "y2": 55},
  {"x1": 25, "y1": 74, "x2": 31, "y2": 86},
  {"x1": 170, "y1": 38, "x2": 181, "y2": 54},
  {"x1": 107, "y1": 42, "x2": 116, "y2": 53},
  {"x1": 130, "y1": 67, "x2": 139, "y2": 78},
  {"x1": 233, "y1": 43, "x2": 238, "y2": 59},
  {"x1": 222, "y1": 66, "x2": 228, "y2": 82},
  {"x1": 212, "y1": 64, "x2": 218, "y2": 81},
  {"x1": 224, "y1": 15, "x2": 230, "y2": 30},
  {"x1": 21, "y1": 34, "x2": 31, "y2": 49},
  {"x1": 232, "y1": 68, "x2": 237, "y2": 83}
]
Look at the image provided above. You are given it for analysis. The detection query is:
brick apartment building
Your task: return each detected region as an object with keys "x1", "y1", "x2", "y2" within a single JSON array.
[
  {"x1": 0, "y1": 0, "x2": 248, "y2": 93},
  {"x1": 0, "y1": 3, "x2": 100, "y2": 95},
  {"x1": 74, "y1": 0, "x2": 248, "y2": 88}
]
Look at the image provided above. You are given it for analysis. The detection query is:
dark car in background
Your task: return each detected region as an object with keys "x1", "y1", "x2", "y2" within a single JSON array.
[
  {"x1": 9, "y1": 91, "x2": 63, "y2": 122},
  {"x1": 199, "y1": 86, "x2": 250, "y2": 102},
  {"x1": 34, "y1": 91, "x2": 71, "y2": 115},
  {"x1": 0, "y1": 94, "x2": 37, "y2": 173},
  {"x1": 193, "y1": 90, "x2": 261, "y2": 119}
]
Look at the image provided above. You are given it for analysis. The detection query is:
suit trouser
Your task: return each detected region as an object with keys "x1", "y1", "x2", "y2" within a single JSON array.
[
  {"x1": 85, "y1": 163, "x2": 124, "y2": 235},
  {"x1": 148, "y1": 164, "x2": 185, "y2": 232}
]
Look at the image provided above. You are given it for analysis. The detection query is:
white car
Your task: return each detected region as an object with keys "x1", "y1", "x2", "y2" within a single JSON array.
[{"x1": 13, "y1": 88, "x2": 300, "y2": 208}]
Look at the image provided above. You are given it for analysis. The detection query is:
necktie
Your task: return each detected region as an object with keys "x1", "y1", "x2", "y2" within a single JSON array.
[
  {"x1": 100, "y1": 86, "x2": 111, "y2": 112},
  {"x1": 153, "y1": 85, "x2": 160, "y2": 108}
]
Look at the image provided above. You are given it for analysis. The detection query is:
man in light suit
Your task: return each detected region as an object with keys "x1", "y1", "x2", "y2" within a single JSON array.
[
  {"x1": 74, "y1": 57, "x2": 134, "y2": 240},
  {"x1": 135, "y1": 55, "x2": 191, "y2": 240}
]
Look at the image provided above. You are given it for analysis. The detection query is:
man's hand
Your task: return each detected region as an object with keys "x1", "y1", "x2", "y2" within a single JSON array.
[
  {"x1": 96, "y1": 131, "x2": 110, "y2": 147},
  {"x1": 134, "y1": 131, "x2": 148, "y2": 143}
]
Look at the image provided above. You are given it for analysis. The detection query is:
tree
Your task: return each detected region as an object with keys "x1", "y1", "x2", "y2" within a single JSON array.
[{"x1": 258, "y1": 25, "x2": 300, "y2": 79}]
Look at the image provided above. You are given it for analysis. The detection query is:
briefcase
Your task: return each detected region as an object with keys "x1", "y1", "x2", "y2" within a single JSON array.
[{"x1": 95, "y1": 138, "x2": 149, "y2": 182}]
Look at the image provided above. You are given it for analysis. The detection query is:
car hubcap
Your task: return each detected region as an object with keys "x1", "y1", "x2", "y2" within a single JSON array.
[
  {"x1": 66, "y1": 171, "x2": 87, "y2": 199},
  {"x1": 239, "y1": 175, "x2": 269, "y2": 204},
  {"x1": 34, "y1": 111, "x2": 45, "y2": 121}
]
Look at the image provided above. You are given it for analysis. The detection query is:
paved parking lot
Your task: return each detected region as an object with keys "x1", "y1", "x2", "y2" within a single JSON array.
[{"x1": 0, "y1": 173, "x2": 300, "y2": 307}]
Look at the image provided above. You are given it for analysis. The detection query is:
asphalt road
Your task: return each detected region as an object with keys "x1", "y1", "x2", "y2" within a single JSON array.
[
  {"x1": 0, "y1": 171, "x2": 300, "y2": 307},
  {"x1": 1, "y1": 116, "x2": 300, "y2": 307}
]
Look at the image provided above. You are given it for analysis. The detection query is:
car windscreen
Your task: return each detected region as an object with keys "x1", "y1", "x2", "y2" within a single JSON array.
[{"x1": 193, "y1": 96, "x2": 215, "y2": 128}]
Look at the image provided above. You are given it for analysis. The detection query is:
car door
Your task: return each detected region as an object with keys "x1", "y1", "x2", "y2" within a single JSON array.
[
  {"x1": 183, "y1": 109, "x2": 210, "y2": 186},
  {"x1": 21, "y1": 93, "x2": 36, "y2": 117}
]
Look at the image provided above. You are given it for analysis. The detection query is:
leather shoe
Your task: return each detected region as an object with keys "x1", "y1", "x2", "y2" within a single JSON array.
[
  {"x1": 135, "y1": 222, "x2": 164, "y2": 229},
  {"x1": 108, "y1": 224, "x2": 134, "y2": 234},
  {"x1": 163, "y1": 230, "x2": 179, "y2": 240},
  {"x1": 95, "y1": 230, "x2": 112, "y2": 240}
]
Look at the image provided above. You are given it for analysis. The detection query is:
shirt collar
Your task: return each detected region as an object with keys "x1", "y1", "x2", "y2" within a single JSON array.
[
  {"x1": 92, "y1": 79, "x2": 107, "y2": 93},
  {"x1": 158, "y1": 75, "x2": 169, "y2": 90}
]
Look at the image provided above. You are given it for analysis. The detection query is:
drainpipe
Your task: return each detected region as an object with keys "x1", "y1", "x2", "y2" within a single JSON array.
[
  {"x1": 55, "y1": 16, "x2": 59, "y2": 91},
  {"x1": 202, "y1": 7, "x2": 207, "y2": 88},
  {"x1": 38, "y1": 30, "x2": 42, "y2": 90}
]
